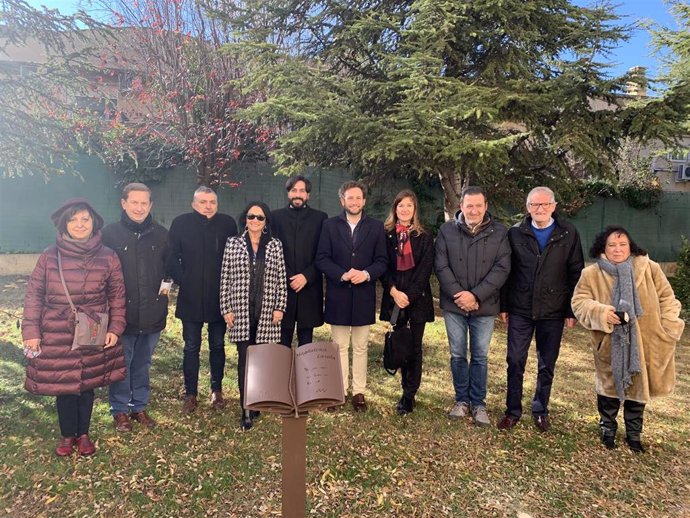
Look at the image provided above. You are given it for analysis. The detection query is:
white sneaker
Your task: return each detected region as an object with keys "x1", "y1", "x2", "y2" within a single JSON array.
[
  {"x1": 472, "y1": 405, "x2": 490, "y2": 427},
  {"x1": 448, "y1": 401, "x2": 470, "y2": 419}
]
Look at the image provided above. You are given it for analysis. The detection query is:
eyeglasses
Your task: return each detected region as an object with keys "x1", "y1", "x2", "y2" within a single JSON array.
[
  {"x1": 528, "y1": 202, "x2": 555, "y2": 209},
  {"x1": 246, "y1": 214, "x2": 266, "y2": 221}
]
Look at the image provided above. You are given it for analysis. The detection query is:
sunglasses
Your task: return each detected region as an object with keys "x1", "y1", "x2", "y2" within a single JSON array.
[{"x1": 246, "y1": 214, "x2": 266, "y2": 221}]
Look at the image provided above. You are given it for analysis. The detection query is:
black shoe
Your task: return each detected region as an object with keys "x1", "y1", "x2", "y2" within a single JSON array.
[
  {"x1": 497, "y1": 415, "x2": 519, "y2": 430},
  {"x1": 396, "y1": 396, "x2": 414, "y2": 416},
  {"x1": 601, "y1": 434, "x2": 616, "y2": 450},
  {"x1": 240, "y1": 410, "x2": 253, "y2": 431},
  {"x1": 249, "y1": 410, "x2": 261, "y2": 421},
  {"x1": 625, "y1": 437, "x2": 646, "y2": 453}
]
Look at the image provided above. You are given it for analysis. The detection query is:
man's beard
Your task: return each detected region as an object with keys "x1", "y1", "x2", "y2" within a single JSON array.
[{"x1": 289, "y1": 197, "x2": 306, "y2": 208}]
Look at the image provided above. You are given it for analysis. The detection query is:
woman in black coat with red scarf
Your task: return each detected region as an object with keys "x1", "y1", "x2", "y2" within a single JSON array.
[{"x1": 380, "y1": 190, "x2": 434, "y2": 415}]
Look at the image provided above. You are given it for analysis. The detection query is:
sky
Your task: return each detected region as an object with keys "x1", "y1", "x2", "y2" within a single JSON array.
[{"x1": 25, "y1": 0, "x2": 681, "y2": 79}]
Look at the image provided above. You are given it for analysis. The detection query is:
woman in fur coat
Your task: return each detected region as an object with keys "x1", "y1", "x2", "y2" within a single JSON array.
[{"x1": 571, "y1": 226, "x2": 684, "y2": 453}]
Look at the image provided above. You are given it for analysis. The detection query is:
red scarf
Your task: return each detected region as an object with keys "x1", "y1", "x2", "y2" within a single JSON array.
[{"x1": 396, "y1": 224, "x2": 415, "y2": 271}]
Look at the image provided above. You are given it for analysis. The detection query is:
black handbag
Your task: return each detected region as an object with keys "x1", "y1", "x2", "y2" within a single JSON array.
[{"x1": 383, "y1": 306, "x2": 414, "y2": 375}]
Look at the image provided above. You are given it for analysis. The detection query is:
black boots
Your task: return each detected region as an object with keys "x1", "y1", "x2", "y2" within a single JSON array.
[
  {"x1": 625, "y1": 437, "x2": 646, "y2": 453},
  {"x1": 597, "y1": 395, "x2": 646, "y2": 453},
  {"x1": 600, "y1": 431, "x2": 616, "y2": 450},
  {"x1": 396, "y1": 396, "x2": 414, "y2": 415}
]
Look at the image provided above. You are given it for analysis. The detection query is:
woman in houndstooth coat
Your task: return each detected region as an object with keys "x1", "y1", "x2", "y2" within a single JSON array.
[{"x1": 220, "y1": 201, "x2": 287, "y2": 430}]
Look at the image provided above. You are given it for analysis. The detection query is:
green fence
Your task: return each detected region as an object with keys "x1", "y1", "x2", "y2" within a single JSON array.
[
  {"x1": 1, "y1": 158, "x2": 688, "y2": 262},
  {"x1": 569, "y1": 194, "x2": 690, "y2": 262},
  {"x1": 0, "y1": 157, "x2": 353, "y2": 253}
]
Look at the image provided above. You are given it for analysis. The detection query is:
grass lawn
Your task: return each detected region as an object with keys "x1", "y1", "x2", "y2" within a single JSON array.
[{"x1": 0, "y1": 274, "x2": 688, "y2": 517}]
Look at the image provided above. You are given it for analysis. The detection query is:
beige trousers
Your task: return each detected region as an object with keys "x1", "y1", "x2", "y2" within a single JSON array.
[{"x1": 330, "y1": 325, "x2": 371, "y2": 395}]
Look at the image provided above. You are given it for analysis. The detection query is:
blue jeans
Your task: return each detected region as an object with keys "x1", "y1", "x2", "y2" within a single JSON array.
[
  {"x1": 182, "y1": 320, "x2": 227, "y2": 396},
  {"x1": 109, "y1": 332, "x2": 160, "y2": 415},
  {"x1": 443, "y1": 311, "x2": 495, "y2": 407}
]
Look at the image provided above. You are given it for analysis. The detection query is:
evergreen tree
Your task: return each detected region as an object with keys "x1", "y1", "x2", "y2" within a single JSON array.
[
  {"x1": 674, "y1": 236, "x2": 690, "y2": 310},
  {"x1": 226, "y1": 0, "x2": 690, "y2": 215}
]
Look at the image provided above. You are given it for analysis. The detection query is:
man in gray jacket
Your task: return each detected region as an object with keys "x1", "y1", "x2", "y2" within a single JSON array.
[{"x1": 435, "y1": 186, "x2": 511, "y2": 426}]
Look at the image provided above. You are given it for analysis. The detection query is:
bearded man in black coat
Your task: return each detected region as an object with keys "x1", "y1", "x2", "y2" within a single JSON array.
[
  {"x1": 271, "y1": 175, "x2": 328, "y2": 347},
  {"x1": 166, "y1": 186, "x2": 237, "y2": 413}
]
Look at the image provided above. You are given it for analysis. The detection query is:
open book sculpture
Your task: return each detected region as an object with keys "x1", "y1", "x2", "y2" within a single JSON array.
[{"x1": 244, "y1": 341, "x2": 345, "y2": 415}]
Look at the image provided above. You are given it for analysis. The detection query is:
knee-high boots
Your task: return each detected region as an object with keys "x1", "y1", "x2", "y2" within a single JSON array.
[{"x1": 596, "y1": 394, "x2": 646, "y2": 452}]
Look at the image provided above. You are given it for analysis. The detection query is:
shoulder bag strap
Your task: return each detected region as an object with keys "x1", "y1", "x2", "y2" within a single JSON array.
[
  {"x1": 57, "y1": 250, "x2": 78, "y2": 317},
  {"x1": 390, "y1": 306, "x2": 410, "y2": 329},
  {"x1": 390, "y1": 305, "x2": 400, "y2": 326}
]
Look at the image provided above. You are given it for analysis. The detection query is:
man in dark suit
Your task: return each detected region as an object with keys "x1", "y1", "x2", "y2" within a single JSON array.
[
  {"x1": 271, "y1": 175, "x2": 328, "y2": 347},
  {"x1": 167, "y1": 186, "x2": 237, "y2": 413},
  {"x1": 316, "y1": 180, "x2": 388, "y2": 411}
]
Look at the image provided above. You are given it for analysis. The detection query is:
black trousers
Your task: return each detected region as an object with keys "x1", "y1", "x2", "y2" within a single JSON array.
[
  {"x1": 505, "y1": 315, "x2": 565, "y2": 418},
  {"x1": 399, "y1": 322, "x2": 426, "y2": 401},
  {"x1": 597, "y1": 394, "x2": 645, "y2": 440},
  {"x1": 236, "y1": 325, "x2": 258, "y2": 411},
  {"x1": 56, "y1": 390, "x2": 95, "y2": 437},
  {"x1": 280, "y1": 324, "x2": 313, "y2": 348},
  {"x1": 181, "y1": 320, "x2": 227, "y2": 396}
]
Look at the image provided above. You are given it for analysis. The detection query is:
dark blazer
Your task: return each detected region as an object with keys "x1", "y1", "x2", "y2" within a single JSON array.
[
  {"x1": 380, "y1": 229, "x2": 435, "y2": 324},
  {"x1": 102, "y1": 213, "x2": 169, "y2": 335},
  {"x1": 316, "y1": 212, "x2": 388, "y2": 326},
  {"x1": 434, "y1": 212, "x2": 511, "y2": 317},
  {"x1": 271, "y1": 205, "x2": 328, "y2": 329},
  {"x1": 501, "y1": 214, "x2": 584, "y2": 319},
  {"x1": 166, "y1": 211, "x2": 237, "y2": 323}
]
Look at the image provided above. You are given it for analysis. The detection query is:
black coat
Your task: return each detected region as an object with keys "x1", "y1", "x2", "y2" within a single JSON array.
[
  {"x1": 102, "y1": 212, "x2": 169, "y2": 335},
  {"x1": 316, "y1": 212, "x2": 388, "y2": 326},
  {"x1": 167, "y1": 211, "x2": 238, "y2": 323},
  {"x1": 434, "y1": 212, "x2": 511, "y2": 317},
  {"x1": 380, "y1": 229, "x2": 435, "y2": 324},
  {"x1": 271, "y1": 205, "x2": 328, "y2": 329},
  {"x1": 500, "y1": 214, "x2": 584, "y2": 320}
]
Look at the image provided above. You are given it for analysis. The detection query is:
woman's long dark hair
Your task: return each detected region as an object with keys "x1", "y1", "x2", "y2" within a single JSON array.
[
  {"x1": 589, "y1": 226, "x2": 648, "y2": 259},
  {"x1": 238, "y1": 201, "x2": 273, "y2": 237}
]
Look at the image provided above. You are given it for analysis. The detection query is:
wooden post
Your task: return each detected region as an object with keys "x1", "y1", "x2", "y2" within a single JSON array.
[{"x1": 281, "y1": 415, "x2": 308, "y2": 518}]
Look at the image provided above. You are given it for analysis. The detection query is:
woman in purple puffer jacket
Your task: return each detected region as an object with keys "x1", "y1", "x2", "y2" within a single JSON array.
[{"x1": 22, "y1": 198, "x2": 126, "y2": 457}]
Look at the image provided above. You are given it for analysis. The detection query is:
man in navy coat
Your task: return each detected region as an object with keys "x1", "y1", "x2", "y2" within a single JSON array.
[{"x1": 316, "y1": 180, "x2": 388, "y2": 411}]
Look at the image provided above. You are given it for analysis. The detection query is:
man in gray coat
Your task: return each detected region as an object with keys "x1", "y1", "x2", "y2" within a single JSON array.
[{"x1": 435, "y1": 186, "x2": 511, "y2": 427}]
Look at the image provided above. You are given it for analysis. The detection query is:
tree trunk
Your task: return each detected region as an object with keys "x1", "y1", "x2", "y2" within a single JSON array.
[
  {"x1": 196, "y1": 161, "x2": 220, "y2": 190},
  {"x1": 438, "y1": 167, "x2": 467, "y2": 220}
]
